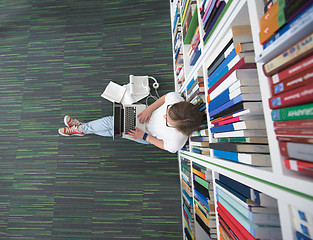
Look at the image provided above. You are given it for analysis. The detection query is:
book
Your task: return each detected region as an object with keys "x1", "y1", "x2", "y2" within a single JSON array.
[
  {"x1": 296, "y1": 231, "x2": 312, "y2": 240},
  {"x1": 291, "y1": 205, "x2": 313, "y2": 226},
  {"x1": 216, "y1": 190, "x2": 280, "y2": 225},
  {"x1": 284, "y1": 158, "x2": 313, "y2": 175},
  {"x1": 279, "y1": 141, "x2": 313, "y2": 162},
  {"x1": 216, "y1": 137, "x2": 268, "y2": 144},
  {"x1": 259, "y1": 0, "x2": 311, "y2": 44},
  {"x1": 213, "y1": 129, "x2": 267, "y2": 138},
  {"x1": 213, "y1": 149, "x2": 271, "y2": 166},
  {"x1": 293, "y1": 217, "x2": 313, "y2": 238},
  {"x1": 208, "y1": 57, "x2": 256, "y2": 95},
  {"x1": 101, "y1": 81, "x2": 126, "y2": 103},
  {"x1": 217, "y1": 201, "x2": 282, "y2": 239},
  {"x1": 271, "y1": 66, "x2": 313, "y2": 96},
  {"x1": 209, "y1": 142, "x2": 269, "y2": 153},
  {"x1": 208, "y1": 52, "x2": 255, "y2": 88},
  {"x1": 211, "y1": 107, "x2": 263, "y2": 124},
  {"x1": 210, "y1": 101, "x2": 264, "y2": 121},
  {"x1": 215, "y1": 179, "x2": 278, "y2": 214},
  {"x1": 263, "y1": 2, "x2": 313, "y2": 51},
  {"x1": 204, "y1": 1, "x2": 226, "y2": 34},
  {"x1": 218, "y1": 174, "x2": 278, "y2": 207},
  {"x1": 271, "y1": 102, "x2": 313, "y2": 121},
  {"x1": 207, "y1": 69, "x2": 258, "y2": 102},
  {"x1": 273, "y1": 119, "x2": 313, "y2": 129},
  {"x1": 269, "y1": 82, "x2": 313, "y2": 109},
  {"x1": 269, "y1": 55, "x2": 313, "y2": 85},
  {"x1": 209, "y1": 87, "x2": 261, "y2": 111},
  {"x1": 217, "y1": 205, "x2": 254, "y2": 240},
  {"x1": 277, "y1": 136, "x2": 313, "y2": 144},
  {"x1": 275, "y1": 128, "x2": 313, "y2": 137},
  {"x1": 210, "y1": 120, "x2": 266, "y2": 133},
  {"x1": 213, "y1": 114, "x2": 264, "y2": 127},
  {"x1": 263, "y1": 32, "x2": 313, "y2": 77}
]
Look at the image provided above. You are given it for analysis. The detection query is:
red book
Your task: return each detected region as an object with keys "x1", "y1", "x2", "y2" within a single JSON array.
[
  {"x1": 217, "y1": 201, "x2": 257, "y2": 240},
  {"x1": 273, "y1": 119, "x2": 313, "y2": 129},
  {"x1": 270, "y1": 66, "x2": 313, "y2": 96},
  {"x1": 268, "y1": 82, "x2": 313, "y2": 109},
  {"x1": 278, "y1": 141, "x2": 313, "y2": 161},
  {"x1": 275, "y1": 128, "x2": 313, "y2": 136},
  {"x1": 218, "y1": 216, "x2": 238, "y2": 240},
  {"x1": 277, "y1": 136, "x2": 313, "y2": 144},
  {"x1": 269, "y1": 55, "x2": 313, "y2": 85},
  {"x1": 284, "y1": 158, "x2": 313, "y2": 175},
  {"x1": 208, "y1": 57, "x2": 256, "y2": 94}
]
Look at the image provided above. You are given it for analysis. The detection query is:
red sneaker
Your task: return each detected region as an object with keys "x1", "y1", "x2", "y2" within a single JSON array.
[
  {"x1": 58, "y1": 126, "x2": 84, "y2": 136},
  {"x1": 64, "y1": 115, "x2": 82, "y2": 127}
]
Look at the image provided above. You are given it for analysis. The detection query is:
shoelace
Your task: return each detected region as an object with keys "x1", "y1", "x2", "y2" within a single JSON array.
[
  {"x1": 65, "y1": 126, "x2": 79, "y2": 134},
  {"x1": 69, "y1": 118, "x2": 80, "y2": 126}
]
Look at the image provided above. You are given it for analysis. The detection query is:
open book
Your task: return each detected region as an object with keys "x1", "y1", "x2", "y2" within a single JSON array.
[{"x1": 101, "y1": 81, "x2": 126, "y2": 103}]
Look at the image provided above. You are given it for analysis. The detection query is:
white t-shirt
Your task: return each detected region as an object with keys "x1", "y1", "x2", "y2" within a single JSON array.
[{"x1": 146, "y1": 92, "x2": 188, "y2": 153}]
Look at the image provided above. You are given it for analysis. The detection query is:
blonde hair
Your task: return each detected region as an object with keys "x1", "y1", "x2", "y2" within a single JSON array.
[{"x1": 168, "y1": 102, "x2": 203, "y2": 136}]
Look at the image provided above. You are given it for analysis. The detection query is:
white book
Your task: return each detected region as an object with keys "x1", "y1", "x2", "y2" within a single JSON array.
[
  {"x1": 213, "y1": 129, "x2": 267, "y2": 138},
  {"x1": 293, "y1": 217, "x2": 313, "y2": 238},
  {"x1": 208, "y1": 69, "x2": 258, "y2": 101},
  {"x1": 291, "y1": 206, "x2": 313, "y2": 226},
  {"x1": 101, "y1": 81, "x2": 126, "y2": 103}
]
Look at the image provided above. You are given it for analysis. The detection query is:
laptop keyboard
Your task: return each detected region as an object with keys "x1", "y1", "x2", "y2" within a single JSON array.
[{"x1": 125, "y1": 107, "x2": 136, "y2": 133}]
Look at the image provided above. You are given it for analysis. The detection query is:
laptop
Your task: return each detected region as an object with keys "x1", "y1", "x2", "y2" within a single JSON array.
[{"x1": 113, "y1": 103, "x2": 147, "y2": 138}]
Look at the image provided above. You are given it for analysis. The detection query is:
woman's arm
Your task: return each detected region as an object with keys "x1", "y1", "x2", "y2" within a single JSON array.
[
  {"x1": 128, "y1": 127, "x2": 164, "y2": 150},
  {"x1": 137, "y1": 94, "x2": 167, "y2": 123}
]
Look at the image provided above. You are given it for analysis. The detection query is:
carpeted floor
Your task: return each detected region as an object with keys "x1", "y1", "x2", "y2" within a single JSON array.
[{"x1": 0, "y1": 1, "x2": 182, "y2": 239}]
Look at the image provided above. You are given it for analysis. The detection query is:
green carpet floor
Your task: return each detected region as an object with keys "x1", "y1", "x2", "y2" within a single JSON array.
[{"x1": 0, "y1": 1, "x2": 182, "y2": 239}]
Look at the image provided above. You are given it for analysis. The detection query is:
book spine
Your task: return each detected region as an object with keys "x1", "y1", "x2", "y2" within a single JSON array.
[
  {"x1": 268, "y1": 82, "x2": 313, "y2": 109},
  {"x1": 271, "y1": 66, "x2": 313, "y2": 96},
  {"x1": 279, "y1": 141, "x2": 313, "y2": 162},
  {"x1": 284, "y1": 158, "x2": 313, "y2": 175},
  {"x1": 263, "y1": 32, "x2": 313, "y2": 76},
  {"x1": 269, "y1": 55, "x2": 313, "y2": 84},
  {"x1": 273, "y1": 119, "x2": 313, "y2": 128},
  {"x1": 276, "y1": 136, "x2": 313, "y2": 144},
  {"x1": 271, "y1": 102, "x2": 313, "y2": 121}
]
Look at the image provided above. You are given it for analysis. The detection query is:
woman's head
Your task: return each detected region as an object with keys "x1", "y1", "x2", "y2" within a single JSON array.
[{"x1": 166, "y1": 101, "x2": 203, "y2": 136}]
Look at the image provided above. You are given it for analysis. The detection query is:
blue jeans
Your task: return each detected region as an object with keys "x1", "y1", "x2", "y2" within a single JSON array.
[{"x1": 80, "y1": 116, "x2": 151, "y2": 145}]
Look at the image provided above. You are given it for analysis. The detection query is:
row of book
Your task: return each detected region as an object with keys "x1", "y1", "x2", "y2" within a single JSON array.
[
  {"x1": 181, "y1": 157, "x2": 195, "y2": 239},
  {"x1": 204, "y1": 25, "x2": 270, "y2": 167},
  {"x1": 172, "y1": 2, "x2": 185, "y2": 90},
  {"x1": 262, "y1": 13, "x2": 313, "y2": 176},
  {"x1": 259, "y1": 0, "x2": 313, "y2": 50},
  {"x1": 192, "y1": 162, "x2": 217, "y2": 239},
  {"x1": 199, "y1": 0, "x2": 232, "y2": 45},
  {"x1": 216, "y1": 173, "x2": 282, "y2": 239}
]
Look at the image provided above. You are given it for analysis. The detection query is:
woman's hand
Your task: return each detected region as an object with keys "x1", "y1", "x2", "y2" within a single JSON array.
[
  {"x1": 138, "y1": 108, "x2": 153, "y2": 124},
  {"x1": 128, "y1": 127, "x2": 145, "y2": 140}
]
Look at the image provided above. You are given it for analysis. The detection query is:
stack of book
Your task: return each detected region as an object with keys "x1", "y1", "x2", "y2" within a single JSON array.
[
  {"x1": 216, "y1": 174, "x2": 282, "y2": 239},
  {"x1": 192, "y1": 163, "x2": 217, "y2": 239},
  {"x1": 186, "y1": 76, "x2": 205, "y2": 102},
  {"x1": 182, "y1": 1, "x2": 201, "y2": 66},
  {"x1": 259, "y1": 0, "x2": 313, "y2": 50},
  {"x1": 172, "y1": 3, "x2": 185, "y2": 90},
  {"x1": 200, "y1": 0, "x2": 233, "y2": 45},
  {"x1": 181, "y1": 157, "x2": 195, "y2": 240},
  {"x1": 206, "y1": 25, "x2": 270, "y2": 167},
  {"x1": 263, "y1": 32, "x2": 313, "y2": 176},
  {"x1": 290, "y1": 205, "x2": 313, "y2": 239}
]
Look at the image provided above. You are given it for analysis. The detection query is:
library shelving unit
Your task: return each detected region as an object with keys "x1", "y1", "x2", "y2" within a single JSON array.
[{"x1": 170, "y1": 0, "x2": 313, "y2": 239}]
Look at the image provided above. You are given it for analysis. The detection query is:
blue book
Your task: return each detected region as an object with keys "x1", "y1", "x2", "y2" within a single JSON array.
[
  {"x1": 190, "y1": 46, "x2": 201, "y2": 66},
  {"x1": 208, "y1": 48, "x2": 236, "y2": 84},
  {"x1": 183, "y1": 190, "x2": 193, "y2": 207},
  {"x1": 208, "y1": 87, "x2": 232, "y2": 110},
  {"x1": 216, "y1": 187, "x2": 280, "y2": 225},
  {"x1": 263, "y1": 3, "x2": 313, "y2": 49},
  {"x1": 209, "y1": 94, "x2": 245, "y2": 117},
  {"x1": 204, "y1": 1, "x2": 226, "y2": 34},
  {"x1": 296, "y1": 231, "x2": 311, "y2": 240},
  {"x1": 194, "y1": 188, "x2": 209, "y2": 209},
  {"x1": 186, "y1": 78, "x2": 195, "y2": 91},
  {"x1": 213, "y1": 149, "x2": 271, "y2": 166}
]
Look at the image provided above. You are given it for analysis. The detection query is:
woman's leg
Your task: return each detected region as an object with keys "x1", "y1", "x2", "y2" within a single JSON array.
[{"x1": 80, "y1": 116, "x2": 114, "y2": 137}]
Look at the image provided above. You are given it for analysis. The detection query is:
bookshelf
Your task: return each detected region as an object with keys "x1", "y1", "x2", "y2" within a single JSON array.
[{"x1": 170, "y1": 0, "x2": 313, "y2": 239}]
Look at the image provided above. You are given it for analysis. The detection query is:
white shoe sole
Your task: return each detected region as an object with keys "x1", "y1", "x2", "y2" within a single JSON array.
[{"x1": 58, "y1": 128, "x2": 84, "y2": 137}]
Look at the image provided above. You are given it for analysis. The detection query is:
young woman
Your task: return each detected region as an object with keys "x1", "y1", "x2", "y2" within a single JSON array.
[{"x1": 58, "y1": 92, "x2": 203, "y2": 153}]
